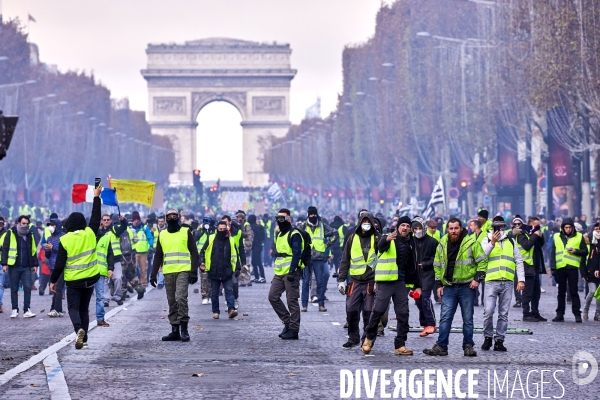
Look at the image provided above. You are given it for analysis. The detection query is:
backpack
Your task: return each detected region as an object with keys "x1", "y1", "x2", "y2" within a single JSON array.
[
  {"x1": 120, "y1": 229, "x2": 133, "y2": 255},
  {"x1": 290, "y1": 228, "x2": 312, "y2": 268}
]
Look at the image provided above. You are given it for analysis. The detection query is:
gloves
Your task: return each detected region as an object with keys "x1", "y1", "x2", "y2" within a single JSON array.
[
  {"x1": 150, "y1": 276, "x2": 157, "y2": 288},
  {"x1": 235, "y1": 270, "x2": 241, "y2": 278},
  {"x1": 188, "y1": 275, "x2": 198, "y2": 285},
  {"x1": 338, "y1": 281, "x2": 347, "y2": 295},
  {"x1": 287, "y1": 274, "x2": 295, "y2": 282}
]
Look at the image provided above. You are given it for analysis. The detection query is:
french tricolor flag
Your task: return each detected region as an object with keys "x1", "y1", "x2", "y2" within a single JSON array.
[{"x1": 71, "y1": 184, "x2": 118, "y2": 206}]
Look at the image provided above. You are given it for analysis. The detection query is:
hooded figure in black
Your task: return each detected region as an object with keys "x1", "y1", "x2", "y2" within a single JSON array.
[{"x1": 550, "y1": 217, "x2": 587, "y2": 322}]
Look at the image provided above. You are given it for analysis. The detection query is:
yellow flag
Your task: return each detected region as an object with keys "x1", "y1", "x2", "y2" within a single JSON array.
[{"x1": 109, "y1": 179, "x2": 155, "y2": 207}]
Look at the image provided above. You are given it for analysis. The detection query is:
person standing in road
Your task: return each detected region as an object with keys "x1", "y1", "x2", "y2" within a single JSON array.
[
  {"x1": 248, "y1": 214, "x2": 266, "y2": 283},
  {"x1": 151, "y1": 209, "x2": 199, "y2": 342},
  {"x1": 0, "y1": 217, "x2": 7, "y2": 313},
  {"x1": 583, "y1": 222, "x2": 600, "y2": 321},
  {"x1": 49, "y1": 185, "x2": 102, "y2": 349},
  {"x1": 44, "y1": 218, "x2": 66, "y2": 317},
  {"x1": 268, "y1": 208, "x2": 304, "y2": 340},
  {"x1": 131, "y1": 211, "x2": 154, "y2": 290},
  {"x1": 197, "y1": 215, "x2": 215, "y2": 303}
]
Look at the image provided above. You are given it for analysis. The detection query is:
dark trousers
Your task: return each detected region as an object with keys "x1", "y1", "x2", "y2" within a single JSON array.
[
  {"x1": 164, "y1": 271, "x2": 190, "y2": 325},
  {"x1": 514, "y1": 275, "x2": 522, "y2": 303},
  {"x1": 67, "y1": 286, "x2": 94, "y2": 342},
  {"x1": 268, "y1": 270, "x2": 301, "y2": 332},
  {"x1": 332, "y1": 248, "x2": 342, "y2": 273},
  {"x1": 39, "y1": 273, "x2": 51, "y2": 294},
  {"x1": 522, "y1": 273, "x2": 541, "y2": 317},
  {"x1": 211, "y1": 277, "x2": 235, "y2": 314},
  {"x1": 9, "y1": 266, "x2": 32, "y2": 312},
  {"x1": 252, "y1": 247, "x2": 265, "y2": 280},
  {"x1": 345, "y1": 281, "x2": 374, "y2": 344},
  {"x1": 415, "y1": 289, "x2": 436, "y2": 327},
  {"x1": 365, "y1": 280, "x2": 410, "y2": 349},
  {"x1": 556, "y1": 268, "x2": 581, "y2": 316},
  {"x1": 51, "y1": 273, "x2": 65, "y2": 313}
]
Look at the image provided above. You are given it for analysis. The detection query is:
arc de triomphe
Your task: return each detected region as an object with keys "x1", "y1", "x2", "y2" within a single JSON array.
[{"x1": 141, "y1": 38, "x2": 296, "y2": 186}]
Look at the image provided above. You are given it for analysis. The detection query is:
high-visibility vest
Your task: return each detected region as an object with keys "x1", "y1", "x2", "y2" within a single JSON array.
[
  {"x1": 274, "y1": 230, "x2": 304, "y2": 276},
  {"x1": 375, "y1": 237, "x2": 398, "y2": 281},
  {"x1": 109, "y1": 228, "x2": 122, "y2": 257},
  {"x1": 196, "y1": 232, "x2": 208, "y2": 253},
  {"x1": 4, "y1": 230, "x2": 36, "y2": 266},
  {"x1": 338, "y1": 223, "x2": 349, "y2": 247},
  {"x1": 60, "y1": 227, "x2": 99, "y2": 282},
  {"x1": 514, "y1": 233, "x2": 533, "y2": 265},
  {"x1": 307, "y1": 223, "x2": 326, "y2": 253},
  {"x1": 96, "y1": 233, "x2": 111, "y2": 277},
  {"x1": 153, "y1": 229, "x2": 158, "y2": 249},
  {"x1": 486, "y1": 239, "x2": 516, "y2": 282},
  {"x1": 134, "y1": 226, "x2": 150, "y2": 253},
  {"x1": 44, "y1": 227, "x2": 52, "y2": 242},
  {"x1": 349, "y1": 234, "x2": 377, "y2": 276},
  {"x1": 18, "y1": 205, "x2": 30, "y2": 217},
  {"x1": 554, "y1": 232, "x2": 583, "y2": 269},
  {"x1": 204, "y1": 234, "x2": 237, "y2": 273},
  {"x1": 259, "y1": 220, "x2": 272, "y2": 239},
  {"x1": 159, "y1": 227, "x2": 191, "y2": 274},
  {"x1": 428, "y1": 229, "x2": 441, "y2": 241}
]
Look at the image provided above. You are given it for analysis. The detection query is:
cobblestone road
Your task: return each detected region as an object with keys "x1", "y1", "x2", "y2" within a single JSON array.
[{"x1": 0, "y1": 270, "x2": 599, "y2": 399}]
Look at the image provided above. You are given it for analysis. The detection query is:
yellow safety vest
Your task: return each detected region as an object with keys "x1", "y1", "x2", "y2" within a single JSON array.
[
  {"x1": 259, "y1": 220, "x2": 272, "y2": 239},
  {"x1": 514, "y1": 233, "x2": 533, "y2": 265},
  {"x1": 554, "y1": 232, "x2": 583, "y2": 269},
  {"x1": 428, "y1": 229, "x2": 441, "y2": 241},
  {"x1": 196, "y1": 232, "x2": 208, "y2": 253},
  {"x1": 159, "y1": 227, "x2": 191, "y2": 274},
  {"x1": 134, "y1": 226, "x2": 150, "y2": 253},
  {"x1": 60, "y1": 227, "x2": 99, "y2": 281},
  {"x1": 375, "y1": 237, "x2": 398, "y2": 281},
  {"x1": 349, "y1": 234, "x2": 377, "y2": 276},
  {"x1": 109, "y1": 228, "x2": 122, "y2": 257},
  {"x1": 204, "y1": 234, "x2": 237, "y2": 273},
  {"x1": 338, "y1": 224, "x2": 349, "y2": 247},
  {"x1": 4, "y1": 230, "x2": 37, "y2": 266},
  {"x1": 274, "y1": 230, "x2": 304, "y2": 276},
  {"x1": 486, "y1": 239, "x2": 516, "y2": 282},
  {"x1": 96, "y1": 233, "x2": 111, "y2": 277},
  {"x1": 307, "y1": 223, "x2": 326, "y2": 253}
]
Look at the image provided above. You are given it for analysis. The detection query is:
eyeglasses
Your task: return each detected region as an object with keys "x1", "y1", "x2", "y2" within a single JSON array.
[
  {"x1": 102, "y1": 218, "x2": 111, "y2": 221},
  {"x1": 166, "y1": 214, "x2": 179, "y2": 220}
]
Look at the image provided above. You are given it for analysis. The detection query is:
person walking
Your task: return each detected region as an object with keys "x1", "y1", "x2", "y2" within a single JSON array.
[
  {"x1": 199, "y1": 220, "x2": 241, "y2": 319},
  {"x1": 0, "y1": 217, "x2": 7, "y2": 313},
  {"x1": 49, "y1": 185, "x2": 102, "y2": 349},
  {"x1": 150, "y1": 209, "x2": 199, "y2": 342},
  {"x1": 583, "y1": 222, "x2": 600, "y2": 321},
  {"x1": 268, "y1": 209, "x2": 304, "y2": 340},
  {"x1": 248, "y1": 214, "x2": 266, "y2": 283},
  {"x1": 197, "y1": 215, "x2": 215, "y2": 303},
  {"x1": 2, "y1": 215, "x2": 39, "y2": 318},
  {"x1": 131, "y1": 211, "x2": 154, "y2": 289},
  {"x1": 44, "y1": 218, "x2": 66, "y2": 317}
]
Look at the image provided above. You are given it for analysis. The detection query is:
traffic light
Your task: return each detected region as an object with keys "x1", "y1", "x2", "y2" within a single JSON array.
[
  {"x1": 193, "y1": 169, "x2": 201, "y2": 188},
  {"x1": 0, "y1": 110, "x2": 19, "y2": 161}
]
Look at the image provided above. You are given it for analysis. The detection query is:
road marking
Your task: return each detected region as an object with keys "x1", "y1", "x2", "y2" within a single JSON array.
[
  {"x1": 43, "y1": 353, "x2": 71, "y2": 400},
  {"x1": 331, "y1": 322, "x2": 341, "y2": 326},
  {"x1": 0, "y1": 287, "x2": 152, "y2": 386}
]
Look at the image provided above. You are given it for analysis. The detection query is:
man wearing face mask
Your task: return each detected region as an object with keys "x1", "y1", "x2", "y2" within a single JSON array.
[
  {"x1": 338, "y1": 213, "x2": 380, "y2": 349},
  {"x1": 198, "y1": 215, "x2": 215, "y2": 304},
  {"x1": 199, "y1": 220, "x2": 241, "y2": 319},
  {"x1": 2, "y1": 215, "x2": 39, "y2": 318},
  {"x1": 44, "y1": 218, "x2": 66, "y2": 317},
  {"x1": 300, "y1": 206, "x2": 338, "y2": 312},
  {"x1": 150, "y1": 209, "x2": 199, "y2": 342},
  {"x1": 235, "y1": 211, "x2": 254, "y2": 288},
  {"x1": 131, "y1": 211, "x2": 154, "y2": 290},
  {"x1": 269, "y1": 209, "x2": 305, "y2": 340},
  {"x1": 362, "y1": 216, "x2": 421, "y2": 355}
]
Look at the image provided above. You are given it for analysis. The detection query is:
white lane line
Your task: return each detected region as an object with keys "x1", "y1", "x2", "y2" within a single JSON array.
[
  {"x1": 43, "y1": 353, "x2": 71, "y2": 400},
  {"x1": 331, "y1": 322, "x2": 341, "y2": 326},
  {"x1": 0, "y1": 287, "x2": 152, "y2": 386}
]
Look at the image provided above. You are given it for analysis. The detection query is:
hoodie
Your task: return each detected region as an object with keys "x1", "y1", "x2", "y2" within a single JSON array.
[
  {"x1": 44, "y1": 219, "x2": 65, "y2": 269},
  {"x1": 338, "y1": 213, "x2": 380, "y2": 283},
  {"x1": 550, "y1": 218, "x2": 588, "y2": 271}
]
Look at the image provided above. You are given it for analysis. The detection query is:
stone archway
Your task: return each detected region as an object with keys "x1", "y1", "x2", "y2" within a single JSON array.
[{"x1": 141, "y1": 37, "x2": 296, "y2": 186}]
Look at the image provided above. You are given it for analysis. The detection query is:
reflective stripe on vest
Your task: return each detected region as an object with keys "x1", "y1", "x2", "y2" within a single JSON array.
[
  {"x1": 307, "y1": 223, "x2": 326, "y2": 253},
  {"x1": 514, "y1": 233, "x2": 533, "y2": 265},
  {"x1": 159, "y1": 227, "x2": 191, "y2": 274},
  {"x1": 204, "y1": 234, "x2": 237, "y2": 273},
  {"x1": 60, "y1": 227, "x2": 99, "y2": 281},
  {"x1": 5, "y1": 230, "x2": 36, "y2": 266},
  {"x1": 196, "y1": 232, "x2": 208, "y2": 253},
  {"x1": 375, "y1": 237, "x2": 398, "y2": 282},
  {"x1": 486, "y1": 239, "x2": 516, "y2": 282},
  {"x1": 349, "y1": 234, "x2": 376, "y2": 275},
  {"x1": 274, "y1": 230, "x2": 304, "y2": 276},
  {"x1": 134, "y1": 226, "x2": 150, "y2": 253},
  {"x1": 554, "y1": 232, "x2": 583, "y2": 269},
  {"x1": 96, "y1": 233, "x2": 111, "y2": 277},
  {"x1": 338, "y1": 224, "x2": 349, "y2": 247},
  {"x1": 109, "y1": 229, "x2": 122, "y2": 257}
]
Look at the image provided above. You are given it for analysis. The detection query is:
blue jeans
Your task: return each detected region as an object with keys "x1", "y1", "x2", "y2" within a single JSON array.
[
  {"x1": 0, "y1": 268, "x2": 4, "y2": 307},
  {"x1": 436, "y1": 284, "x2": 476, "y2": 349},
  {"x1": 95, "y1": 276, "x2": 105, "y2": 321},
  {"x1": 302, "y1": 260, "x2": 327, "y2": 307},
  {"x1": 9, "y1": 266, "x2": 32, "y2": 312},
  {"x1": 211, "y1": 277, "x2": 235, "y2": 314}
]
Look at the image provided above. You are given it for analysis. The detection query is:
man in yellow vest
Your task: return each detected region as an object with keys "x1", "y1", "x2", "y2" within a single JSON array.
[
  {"x1": 480, "y1": 216, "x2": 525, "y2": 352},
  {"x1": 199, "y1": 220, "x2": 240, "y2": 319},
  {"x1": 477, "y1": 209, "x2": 492, "y2": 236},
  {"x1": 49, "y1": 184, "x2": 102, "y2": 349},
  {"x1": 260, "y1": 213, "x2": 273, "y2": 267},
  {"x1": 197, "y1": 215, "x2": 214, "y2": 304},
  {"x1": 426, "y1": 220, "x2": 441, "y2": 241},
  {"x1": 550, "y1": 217, "x2": 588, "y2": 323},
  {"x1": 150, "y1": 209, "x2": 199, "y2": 342},
  {"x1": 131, "y1": 211, "x2": 154, "y2": 288},
  {"x1": 268, "y1": 208, "x2": 304, "y2": 340},
  {"x1": 361, "y1": 215, "x2": 420, "y2": 355}
]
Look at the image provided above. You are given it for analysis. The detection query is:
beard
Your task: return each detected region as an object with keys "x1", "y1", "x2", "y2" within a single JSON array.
[{"x1": 449, "y1": 231, "x2": 461, "y2": 242}]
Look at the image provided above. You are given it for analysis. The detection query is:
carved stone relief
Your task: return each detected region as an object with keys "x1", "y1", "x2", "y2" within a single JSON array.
[
  {"x1": 252, "y1": 96, "x2": 285, "y2": 115},
  {"x1": 153, "y1": 97, "x2": 186, "y2": 115}
]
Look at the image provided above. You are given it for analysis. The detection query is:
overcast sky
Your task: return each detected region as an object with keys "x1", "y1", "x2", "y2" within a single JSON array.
[{"x1": 3, "y1": 0, "x2": 381, "y2": 180}]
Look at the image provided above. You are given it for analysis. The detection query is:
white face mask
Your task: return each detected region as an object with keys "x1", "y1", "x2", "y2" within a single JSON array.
[
  {"x1": 361, "y1": 223, "x2": 372, "y2": 231},
  {"x1": 204, "y1": 224, "x2": 210, "y2": 230},
  {"x1": 49, "y1": 226, "x2": 56, "y2": 234},
  {"x1": 414, "y1": 229, "x2": 424, "y2": 239},
  {"x1": 594, "y1": 231, "x2": 600, "y2": 240}
]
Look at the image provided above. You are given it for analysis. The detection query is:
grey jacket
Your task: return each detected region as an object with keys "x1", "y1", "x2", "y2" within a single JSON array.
[{"x1": 300, "y1": 220, "x2": 339, "y2": 261}]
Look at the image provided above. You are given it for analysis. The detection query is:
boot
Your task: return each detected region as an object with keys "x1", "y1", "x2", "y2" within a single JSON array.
[
  {"x1": 279, "y1": 324, "x2": 289, "y2": 338},
  {"x1": 162, "y1": 324, "x2": 181, "y2": 341},
  {"x1": 481, "y1": 337, "x2": 493, "y2": 351},
  {"x1": 180, "y1": 321, "x2": 190, "y2": 342},
  {"x1": 493, "y1": 340, "x2": 507, "y2": 352},
  {"x1": 281, "y1": 330, "x2": 298, "y2": 340},
  {"x1": 594, "y1": 313, "x2": 600, "y2": 321},
  {"x1": 552, "y1": 314, "x2": 564, "y2": 322}
]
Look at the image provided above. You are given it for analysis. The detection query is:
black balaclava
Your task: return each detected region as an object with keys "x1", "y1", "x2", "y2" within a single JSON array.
[
  {"x1": 278, "y1": 219, "x2": 291, "y2": 233},
  {"x1": 216, "y1": 230, "x2": 228, "y2": 241},
  {"x1": 167, "y1": 218, "x2": 180, "y2": 233},
  {"x1": 66, "y1": 212, "x2": 87, "y2": 233}
]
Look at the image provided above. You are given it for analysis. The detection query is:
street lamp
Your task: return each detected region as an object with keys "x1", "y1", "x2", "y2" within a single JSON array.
[{"x1": 382, "y1": 62, "x2": 394, "y2": 68}]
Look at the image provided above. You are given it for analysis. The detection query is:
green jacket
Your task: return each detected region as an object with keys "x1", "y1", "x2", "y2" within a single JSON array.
[{"x1": 433, "y1": 232, "x2": 488, "y2": 286}]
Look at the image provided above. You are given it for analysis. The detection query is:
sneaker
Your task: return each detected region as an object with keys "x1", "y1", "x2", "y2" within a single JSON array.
[
  {"x1": 481, "y1": 337, "x2": 493, "y2": 350},
  {"x1": 463, "y1": 344, "x2": 477, "y2": 357},
  {"x1": 343, "y1": 341, "x2": 358, "y2": 349},
  {"x1": 97, "y1": 320, "x2": 110, "y2": 327},
  {"x1": 228, "y1": 309, "x2": 238, "y2": 319},
  {"x1": 75, "y1": 329, "x2": 85, "y2": 349},
  {"x1": 116, "y1": 300, "x2": 123, "y2": 306},
  {"x1": 493, "y1": 340, "x2": 507, "y2": 352},
  {"x1": 57, "y1": 312, "x2": 64, "y2": 317},
  {"x1": 395, "y1": 346, "x2": 413, "y2": 356},
  {"x1": 10, "y1": 309, "x2": 18, "y2": 318},
  {"x1": 318, "y1": 306, "x2": 327, "y2": 312},
  {"x1": 423, "y1": 344, "x2": 448, "y2": 356},
  {"x1": 522, "y1": 315, "x2": 539, "y2": 322},
  {"x1": 104, "y1": 302, "x2": 109, "y2": 308},
  {"x1": 575, "y1": 315, "x2": 582, "y2": 323},
  {"x1": 258, "y1": 278, "x2": 267, "y2": 283},
  {"x1": 301, "y1": 307, "x2": 308, "y2": 312},
  {"x1": 512, "y1": 301, "x2": 522, "y2": 308},
  {"x1": 540, "y1": 286, "x2": 546, "y2": 293},
  {"x1": 202, "y1": 299, "x2": 209, "y2": 305},
  {"x1": 552, "y1": 314, "x2": 565, "y2": 322},
  {"x1": 361, "y1": 338, "x2": 374, "y2": 354},
  {"x1": 47, "y1": 310, "x2": 59, "y2": 318},
  {"x1": 234, "y1": 300, "x2": 239, "y2": 310},
  {"x1": 535, "y1": 315, "x2": 547, "y2": 322},
  {"x1": 208, "y1": 298, "x2": 212, "y2": 304},
  {"x1": 583, "y1": 310, "x2": 589, "y2": 320},
  {"x1": 311, "y1": 296, "x2": 318, "y2": 303},
  {"x1": 23, "y1": 310, "x2": 36, "y2": 318},
  {"x1": 82, "y1": 342, "x2": 89, "y2": 349},
  {"x1": 212, "y1": 313, "x2": 219, "y2": 319}
]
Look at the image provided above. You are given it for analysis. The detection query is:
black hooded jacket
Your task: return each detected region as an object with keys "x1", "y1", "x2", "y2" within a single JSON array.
[
  {"x1": 338, "y1": 213, "x2": 380, "y2": 283},
  {"x1": 550, "y1": 218, "x2": 588, "y2": 271},
  {"x1": 377, "y1": 233, "x2": 423, "y2": 289}
]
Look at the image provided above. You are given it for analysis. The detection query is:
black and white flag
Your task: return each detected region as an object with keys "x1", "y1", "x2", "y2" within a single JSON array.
[
  {"x1": 267, "y1": 183, "x2": 283, "y2": 202},
  {"x1": 422, "y1": 176, "x2": 445, "y2": 221}
]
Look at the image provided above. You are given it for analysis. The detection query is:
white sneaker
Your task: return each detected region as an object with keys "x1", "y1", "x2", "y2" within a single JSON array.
[
  {"x1": 47, "y1": 310, "x2": 59, "y2": 317},
  {"x1": 202, "y1": 298, "x2": 208, "y2": 305},
  {"x1": 23, "y1": 310, "x2": 36, "y2": 318},
  {"x1": 10, "y1": 309, "x2": 18, "y2": 318},
  {"x1": 208, "y1": 298, "x2": 212, "y2": 304},
  {"x1": 234, "y1": 300, "x2": 239, "y2": 310},
  {"x1": 57, "y1": 312, "x2": 64, "y2": 317},
  {"x1": 540, "y1": 287, "x2": 546, "y2": 293}
]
